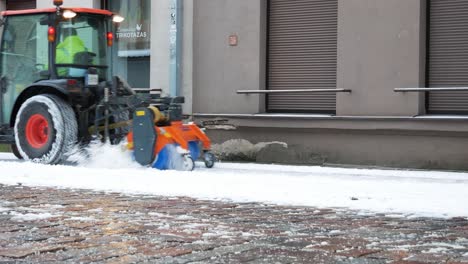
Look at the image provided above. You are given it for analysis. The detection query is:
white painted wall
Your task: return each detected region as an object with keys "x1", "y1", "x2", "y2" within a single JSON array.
[{"x1": 36, "y1": 0, "x2": 100, "y2": 8}]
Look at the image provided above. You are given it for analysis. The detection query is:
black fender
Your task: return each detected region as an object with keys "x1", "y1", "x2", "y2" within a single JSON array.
[{"x1": 10, "y1": 80, "x2": 70, "y2": 127}]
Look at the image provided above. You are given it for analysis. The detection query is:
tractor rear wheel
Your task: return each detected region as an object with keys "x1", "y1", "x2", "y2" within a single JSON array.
[
  {"x1": 14, "y1": 94, "x2": 78, "y2": 164},
  {"x1": 9, "y1": 144, "x2": 23, "y2": 160}
]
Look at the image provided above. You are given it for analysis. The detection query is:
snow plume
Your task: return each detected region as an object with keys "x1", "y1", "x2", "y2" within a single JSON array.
[
  {"x1": 67, "y1": 140, "x2": 141, "y2": 169},
  {"x1": 212, "y1": 139, "x2": 288, "y2": 161}
]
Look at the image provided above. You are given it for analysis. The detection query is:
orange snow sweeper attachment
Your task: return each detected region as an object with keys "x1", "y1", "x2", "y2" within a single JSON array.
[{"x1": 126, "y1": 105, "x2": 215, "y2": 171}]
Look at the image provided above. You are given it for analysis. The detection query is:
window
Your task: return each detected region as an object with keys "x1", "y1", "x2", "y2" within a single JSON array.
[
  {"x1": 0, "y1": 14, "x2": 48, "y2": 123},
  {"x1": 105, "y1": 0, "x2": 151, "y2": 89},
  {"x1": 55, "y1": 15, "x2": 108, "y2": 79}
]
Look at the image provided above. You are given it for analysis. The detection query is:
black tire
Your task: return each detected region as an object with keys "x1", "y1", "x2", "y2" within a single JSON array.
[
  {"x1": 14, "y1": 94, "x2": 78, "y2": 164},
  {"x1": 9, "y1": 144, "x2": 23, "y2": 160},
  {"x1": 203, "y1": 151, "x2": 216, "y2": 168},
  {"x1": 182, "y1": 155, "x2": 195, "y2": 171}
]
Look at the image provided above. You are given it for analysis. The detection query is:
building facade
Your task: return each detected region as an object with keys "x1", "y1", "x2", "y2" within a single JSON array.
[{"x1": 3, "y1": 0, "x2": 468, "y2": 170}]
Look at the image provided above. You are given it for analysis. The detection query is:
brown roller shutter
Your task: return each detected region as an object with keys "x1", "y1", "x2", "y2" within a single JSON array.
[
  {"x1": 6, "y1": 0, "x2": 36, "y2": 10},
  {"x1": 267, "y1": 0, "x2": 337, "y2": 113},
  {"x1": 427, "y1": 0, "x2": 468, "y2": 114}
]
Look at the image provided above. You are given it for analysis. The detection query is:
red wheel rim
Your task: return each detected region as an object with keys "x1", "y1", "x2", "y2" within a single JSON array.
[{"x1": 25, "y1": 114, "x2": 49, "y2": 149}]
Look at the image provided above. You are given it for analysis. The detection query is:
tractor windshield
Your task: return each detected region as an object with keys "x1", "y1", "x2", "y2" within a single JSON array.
[{"x1": 55, "y1": 14, "x2": 109, "y2": 79}]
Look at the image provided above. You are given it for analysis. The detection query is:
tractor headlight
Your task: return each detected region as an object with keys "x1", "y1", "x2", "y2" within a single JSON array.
[
  {"x1": 112, "y1": 15, "x2": 125, "y2": 23},
  {"x1": 63, "y1": 10, "x2": 77, "y2": 19}
]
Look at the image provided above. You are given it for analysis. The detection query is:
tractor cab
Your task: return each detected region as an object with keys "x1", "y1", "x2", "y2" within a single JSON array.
[
  {"x1": 53, "y1": 11, "x2": 111, "y2": 81},
  {"x1": 0, "y1": 3, "x2": 123, "y2": 126}
]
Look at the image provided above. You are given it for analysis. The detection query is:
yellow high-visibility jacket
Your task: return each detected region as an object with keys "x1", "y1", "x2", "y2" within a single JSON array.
[{"x1": 56, "y1": 36, "x2": 87, "y2": 76}]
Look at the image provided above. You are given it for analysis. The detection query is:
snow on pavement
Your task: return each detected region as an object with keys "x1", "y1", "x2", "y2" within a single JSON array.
[{"x1": 0, "y1": 145, "x2": 467, "y2": 219}]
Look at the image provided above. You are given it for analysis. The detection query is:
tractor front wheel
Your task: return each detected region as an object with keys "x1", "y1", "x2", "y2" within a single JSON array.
[{"x1": 14, "y1": 94, "x2": 78, "y2": 164}]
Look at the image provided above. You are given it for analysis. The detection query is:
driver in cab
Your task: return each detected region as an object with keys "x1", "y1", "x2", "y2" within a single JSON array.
[{"x1": 56, "y1": 26, "x2": 88, "y2": 77}]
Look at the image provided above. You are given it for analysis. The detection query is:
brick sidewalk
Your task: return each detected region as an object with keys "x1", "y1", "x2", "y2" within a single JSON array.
[{"x1": 0, "y1": 184, "x2": 467, "y2": 263}]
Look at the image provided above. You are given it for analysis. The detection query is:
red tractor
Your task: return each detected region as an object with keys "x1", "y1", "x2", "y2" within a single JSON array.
[{"x1": 0, "y1": 1, "x2": 215, "y2": 170}]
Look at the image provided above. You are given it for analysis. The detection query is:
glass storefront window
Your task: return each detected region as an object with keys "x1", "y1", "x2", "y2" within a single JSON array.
[{"x1": 105, "y1": 0, "x2": 151, "y2": 88}]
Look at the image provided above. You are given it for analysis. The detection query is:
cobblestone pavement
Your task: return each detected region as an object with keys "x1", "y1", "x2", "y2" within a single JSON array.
[{"x1": 0, "y1": 184, "x2": 467, "y2": 264}]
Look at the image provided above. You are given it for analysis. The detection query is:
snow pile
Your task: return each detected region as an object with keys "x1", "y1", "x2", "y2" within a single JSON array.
[
  {"x1": 0, "y1": 151, "x2": 468, "y2": 219},
  {"x1": 212, "y1": 139, "x2": 287, "y2": 161}
]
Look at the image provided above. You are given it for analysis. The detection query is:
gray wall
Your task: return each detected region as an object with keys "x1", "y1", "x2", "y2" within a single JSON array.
[
  {"x1": 205, "y1": 124, "x2": 468, "y2": 170},
  {"x1": 151, "y1": 1, "x2": 171, "y2": 96},
  {"x1": 337, "y1": 0, "x2": 426, "y2": 116},
  {"x1": 193, "y1": 0, "x2": 266, "y2": 114},
  {"x1": 182, "y1": 0, "x2": 193, "y2": 114},
  {"x1": 193, "y1": 0, "x2": 427, "y2": 116},
  {"x1": 151, "y1": 0, "x2": 194, "y2": 114}
]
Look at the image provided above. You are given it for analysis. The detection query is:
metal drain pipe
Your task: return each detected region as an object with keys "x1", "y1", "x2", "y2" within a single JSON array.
[{"x1": 169, "y1": 0, "x2": 183, "y2": 97}]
